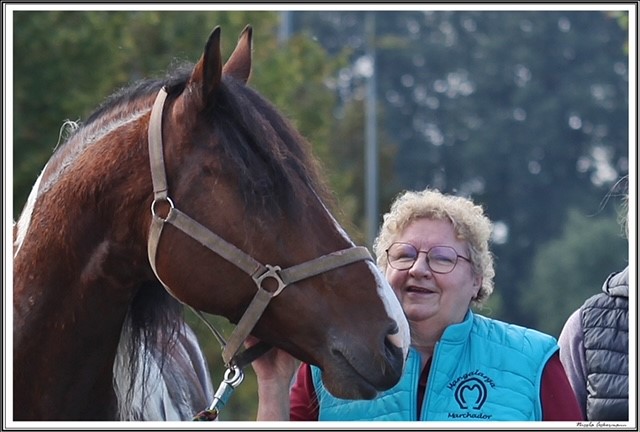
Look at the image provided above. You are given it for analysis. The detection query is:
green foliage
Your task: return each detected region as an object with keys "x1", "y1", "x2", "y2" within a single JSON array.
[
  {"x1": 519, "y1": 207, "x2": 628, "y2": 337},
  {"x1": 327, "y1": 98, "x2": 400, "y2": 245}
]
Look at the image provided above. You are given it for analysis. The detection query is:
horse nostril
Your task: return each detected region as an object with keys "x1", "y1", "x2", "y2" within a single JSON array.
[
  {"x1": 385, "y1": 320, "x2": 404, "y2": 351},
  {"x1": 386, "y1": 321, "x2": 403, "y2": 357},
  {"x1": 382, "y1": 332, "x2": 404, "y2": 384},
  {"x1": 387, "y1": 321, "x2": 399, "y2": 336}
]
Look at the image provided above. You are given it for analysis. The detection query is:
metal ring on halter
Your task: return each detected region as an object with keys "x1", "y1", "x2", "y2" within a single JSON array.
[
  {"x1": 150, "y1": 197, "x2": 175, "y2": 222},
  {"x1": 252, "y1": 264, "x2": 287, "y2": 296}
]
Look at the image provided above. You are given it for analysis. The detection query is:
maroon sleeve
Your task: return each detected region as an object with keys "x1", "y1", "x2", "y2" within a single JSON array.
[
  {"x1": 289, "y1": 363, "x2": 319, "y2": 421},
  {"x1": 541, "y1": 352, "x2": 584, "y2": 421}
]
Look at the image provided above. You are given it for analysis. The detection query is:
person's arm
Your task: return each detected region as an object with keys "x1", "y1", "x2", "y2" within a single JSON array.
[
  {"x1": 248, "y1": 337, "x2": 299, "y2": 421},
  {"x1": 256, "y1": 376, "x2": 292, "y2": 420},
  {"x1": 558, "y1": 308, "x2": 588, "y2": 417},
  {"x1": 541, "y1": 352, "x2": 584, "y2": 420}
]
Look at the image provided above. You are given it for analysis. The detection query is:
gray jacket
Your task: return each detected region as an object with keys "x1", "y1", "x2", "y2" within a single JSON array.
[{"x1": 559, "y1": 266, "x2": 629, "y2": 421}]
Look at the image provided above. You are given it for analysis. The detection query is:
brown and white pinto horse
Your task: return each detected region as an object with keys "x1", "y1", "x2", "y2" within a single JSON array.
[{"x1": 12, "y1": 25, "x2": 409, "y2": 421}]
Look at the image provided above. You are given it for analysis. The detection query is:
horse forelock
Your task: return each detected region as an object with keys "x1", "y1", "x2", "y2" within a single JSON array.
[{"x1": 207, "y1": 78, "x2": 333, "y2": 222}]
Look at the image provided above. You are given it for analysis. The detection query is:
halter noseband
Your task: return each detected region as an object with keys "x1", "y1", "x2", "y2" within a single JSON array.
[{"x1": 146, "y1": 87, "x2": 373, "y2": 369}]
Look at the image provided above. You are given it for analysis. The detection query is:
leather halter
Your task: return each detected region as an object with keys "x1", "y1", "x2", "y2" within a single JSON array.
[{"x1": 146, "y1": 87, "x2": 373, "y2": 367}]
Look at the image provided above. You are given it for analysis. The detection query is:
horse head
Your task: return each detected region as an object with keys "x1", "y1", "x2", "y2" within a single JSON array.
[{"x1": 148, "y1": 25, "x2": 410, "y2": 400}]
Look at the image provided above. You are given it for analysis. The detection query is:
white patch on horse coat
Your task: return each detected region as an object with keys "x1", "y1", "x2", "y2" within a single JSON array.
[
  {"x1": 14, "y1": 168, "x2": 44, "y2": 258},
  {"x1": 113, "y1": 323, "x2": 214, "y2": 420},
  {"x1": 83, "y1": 109, "x2": 148, "y2": 147}
]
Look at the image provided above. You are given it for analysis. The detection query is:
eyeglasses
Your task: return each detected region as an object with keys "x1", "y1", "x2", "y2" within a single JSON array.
[{"x1": 385, "y1": 242, "x2": 471, "y2": 274}]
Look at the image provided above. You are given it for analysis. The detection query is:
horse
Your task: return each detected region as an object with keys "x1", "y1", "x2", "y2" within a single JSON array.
[{"x1": 12, "y1": 25, "x2": 410, "y2": 421}]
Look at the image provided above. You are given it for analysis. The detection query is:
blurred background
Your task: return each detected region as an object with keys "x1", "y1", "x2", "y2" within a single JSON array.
[{"x1": 10, "y1": 8, "x2": 631, "y2": 420}]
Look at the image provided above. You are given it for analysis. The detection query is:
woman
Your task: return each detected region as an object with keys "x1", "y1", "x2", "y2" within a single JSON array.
[{"x1": 253, "y1": 188, "x2": 582, "y2": 421}]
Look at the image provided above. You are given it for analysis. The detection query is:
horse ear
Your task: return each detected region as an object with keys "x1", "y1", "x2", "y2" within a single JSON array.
[
  {"x1": 222, "y1": 25, "x2": 252, "y2": 84},
  {"x1": 190, "y1": 26, "x2": 223, "y2": 106}
]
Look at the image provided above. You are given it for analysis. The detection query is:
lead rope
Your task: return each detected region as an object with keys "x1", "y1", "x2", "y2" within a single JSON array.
[{"x1": 191, "y1": 307, "x2": 273, "y2": 421}]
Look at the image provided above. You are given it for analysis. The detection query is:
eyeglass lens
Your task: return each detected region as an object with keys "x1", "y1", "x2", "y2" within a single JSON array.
[{"x1": 387, "y1": 242, "x2": 462, "y2": 273}]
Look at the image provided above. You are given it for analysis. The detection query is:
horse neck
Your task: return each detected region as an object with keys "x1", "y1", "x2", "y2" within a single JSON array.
[{"x1": 12, "y1": 101, "x2": 155, "y2": 420}]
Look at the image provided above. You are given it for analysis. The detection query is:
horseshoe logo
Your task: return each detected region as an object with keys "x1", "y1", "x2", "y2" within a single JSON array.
[{"x1": 454, "y1": 377, "x2": 488, "y2": 410}]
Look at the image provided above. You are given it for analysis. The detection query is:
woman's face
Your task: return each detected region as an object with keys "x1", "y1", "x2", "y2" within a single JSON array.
[{"x1": 384, "y1": 218, "x2": 481, "y2": 332}]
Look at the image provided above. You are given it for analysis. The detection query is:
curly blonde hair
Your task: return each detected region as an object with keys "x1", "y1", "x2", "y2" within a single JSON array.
[{"x1": 373, "y1": 188, "x2": 495, "y2": 306}]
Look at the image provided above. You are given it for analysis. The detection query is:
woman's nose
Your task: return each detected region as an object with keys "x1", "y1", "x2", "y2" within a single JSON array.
[{"x1": 408, "y1": 252, "x2": 433, "y2": 277}]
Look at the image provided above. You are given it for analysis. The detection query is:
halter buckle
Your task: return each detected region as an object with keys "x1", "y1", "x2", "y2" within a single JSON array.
[{"x1": 252, "y1": 264, "x2": 286, "y2": 297}]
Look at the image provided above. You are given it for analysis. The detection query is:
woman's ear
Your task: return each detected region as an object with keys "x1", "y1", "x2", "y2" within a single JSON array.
[{"x1": 473, "y1": 276, "x2": 483, "y2": 299}]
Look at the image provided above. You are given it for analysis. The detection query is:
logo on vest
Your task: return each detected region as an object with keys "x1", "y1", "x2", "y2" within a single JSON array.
[
  {"x1": 454, "y1": 377, "x2": 487, "y2": 410},
  {"x1": 447, "y1": 370, "x2": 495, "y2": 420}
]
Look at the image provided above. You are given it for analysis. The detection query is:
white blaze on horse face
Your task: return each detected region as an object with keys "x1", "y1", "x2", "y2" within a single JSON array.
[
  {"x1": 367, "y1": 260, "x2": 410, "y2": 358},
  {"x1": 319, "y1": 197, "x2": 410, "y2": 358}
]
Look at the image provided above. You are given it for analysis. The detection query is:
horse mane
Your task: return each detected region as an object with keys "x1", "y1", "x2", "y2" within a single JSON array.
[
  {"x1": 205, "y1": 77, "x2": 334, "y2": 220},
  {"x1": 84, "y1": 64, "x2": 191, "y2": 127},
  {"x1": 115, "y1": 281, "x2": 184, "y2": 420}
]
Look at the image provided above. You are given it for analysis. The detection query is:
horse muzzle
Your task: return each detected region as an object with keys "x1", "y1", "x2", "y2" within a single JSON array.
[{"x1": 320, "y1": 324, "x2": 406, "y2": 400}]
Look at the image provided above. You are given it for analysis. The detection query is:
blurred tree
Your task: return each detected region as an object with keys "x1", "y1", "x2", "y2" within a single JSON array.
[
  {"x1": 292, "y1": 10, "x2": 629, "y2": 327},
  {"x1": 519, "y1": 206, "x2": 628, "y2": 336},
  {"x1": 14, "y1": 11, "x2": 128, "y2": 216},
  {"x1": 327, "y1": 98, "x2": 400, "y2": 245}
]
